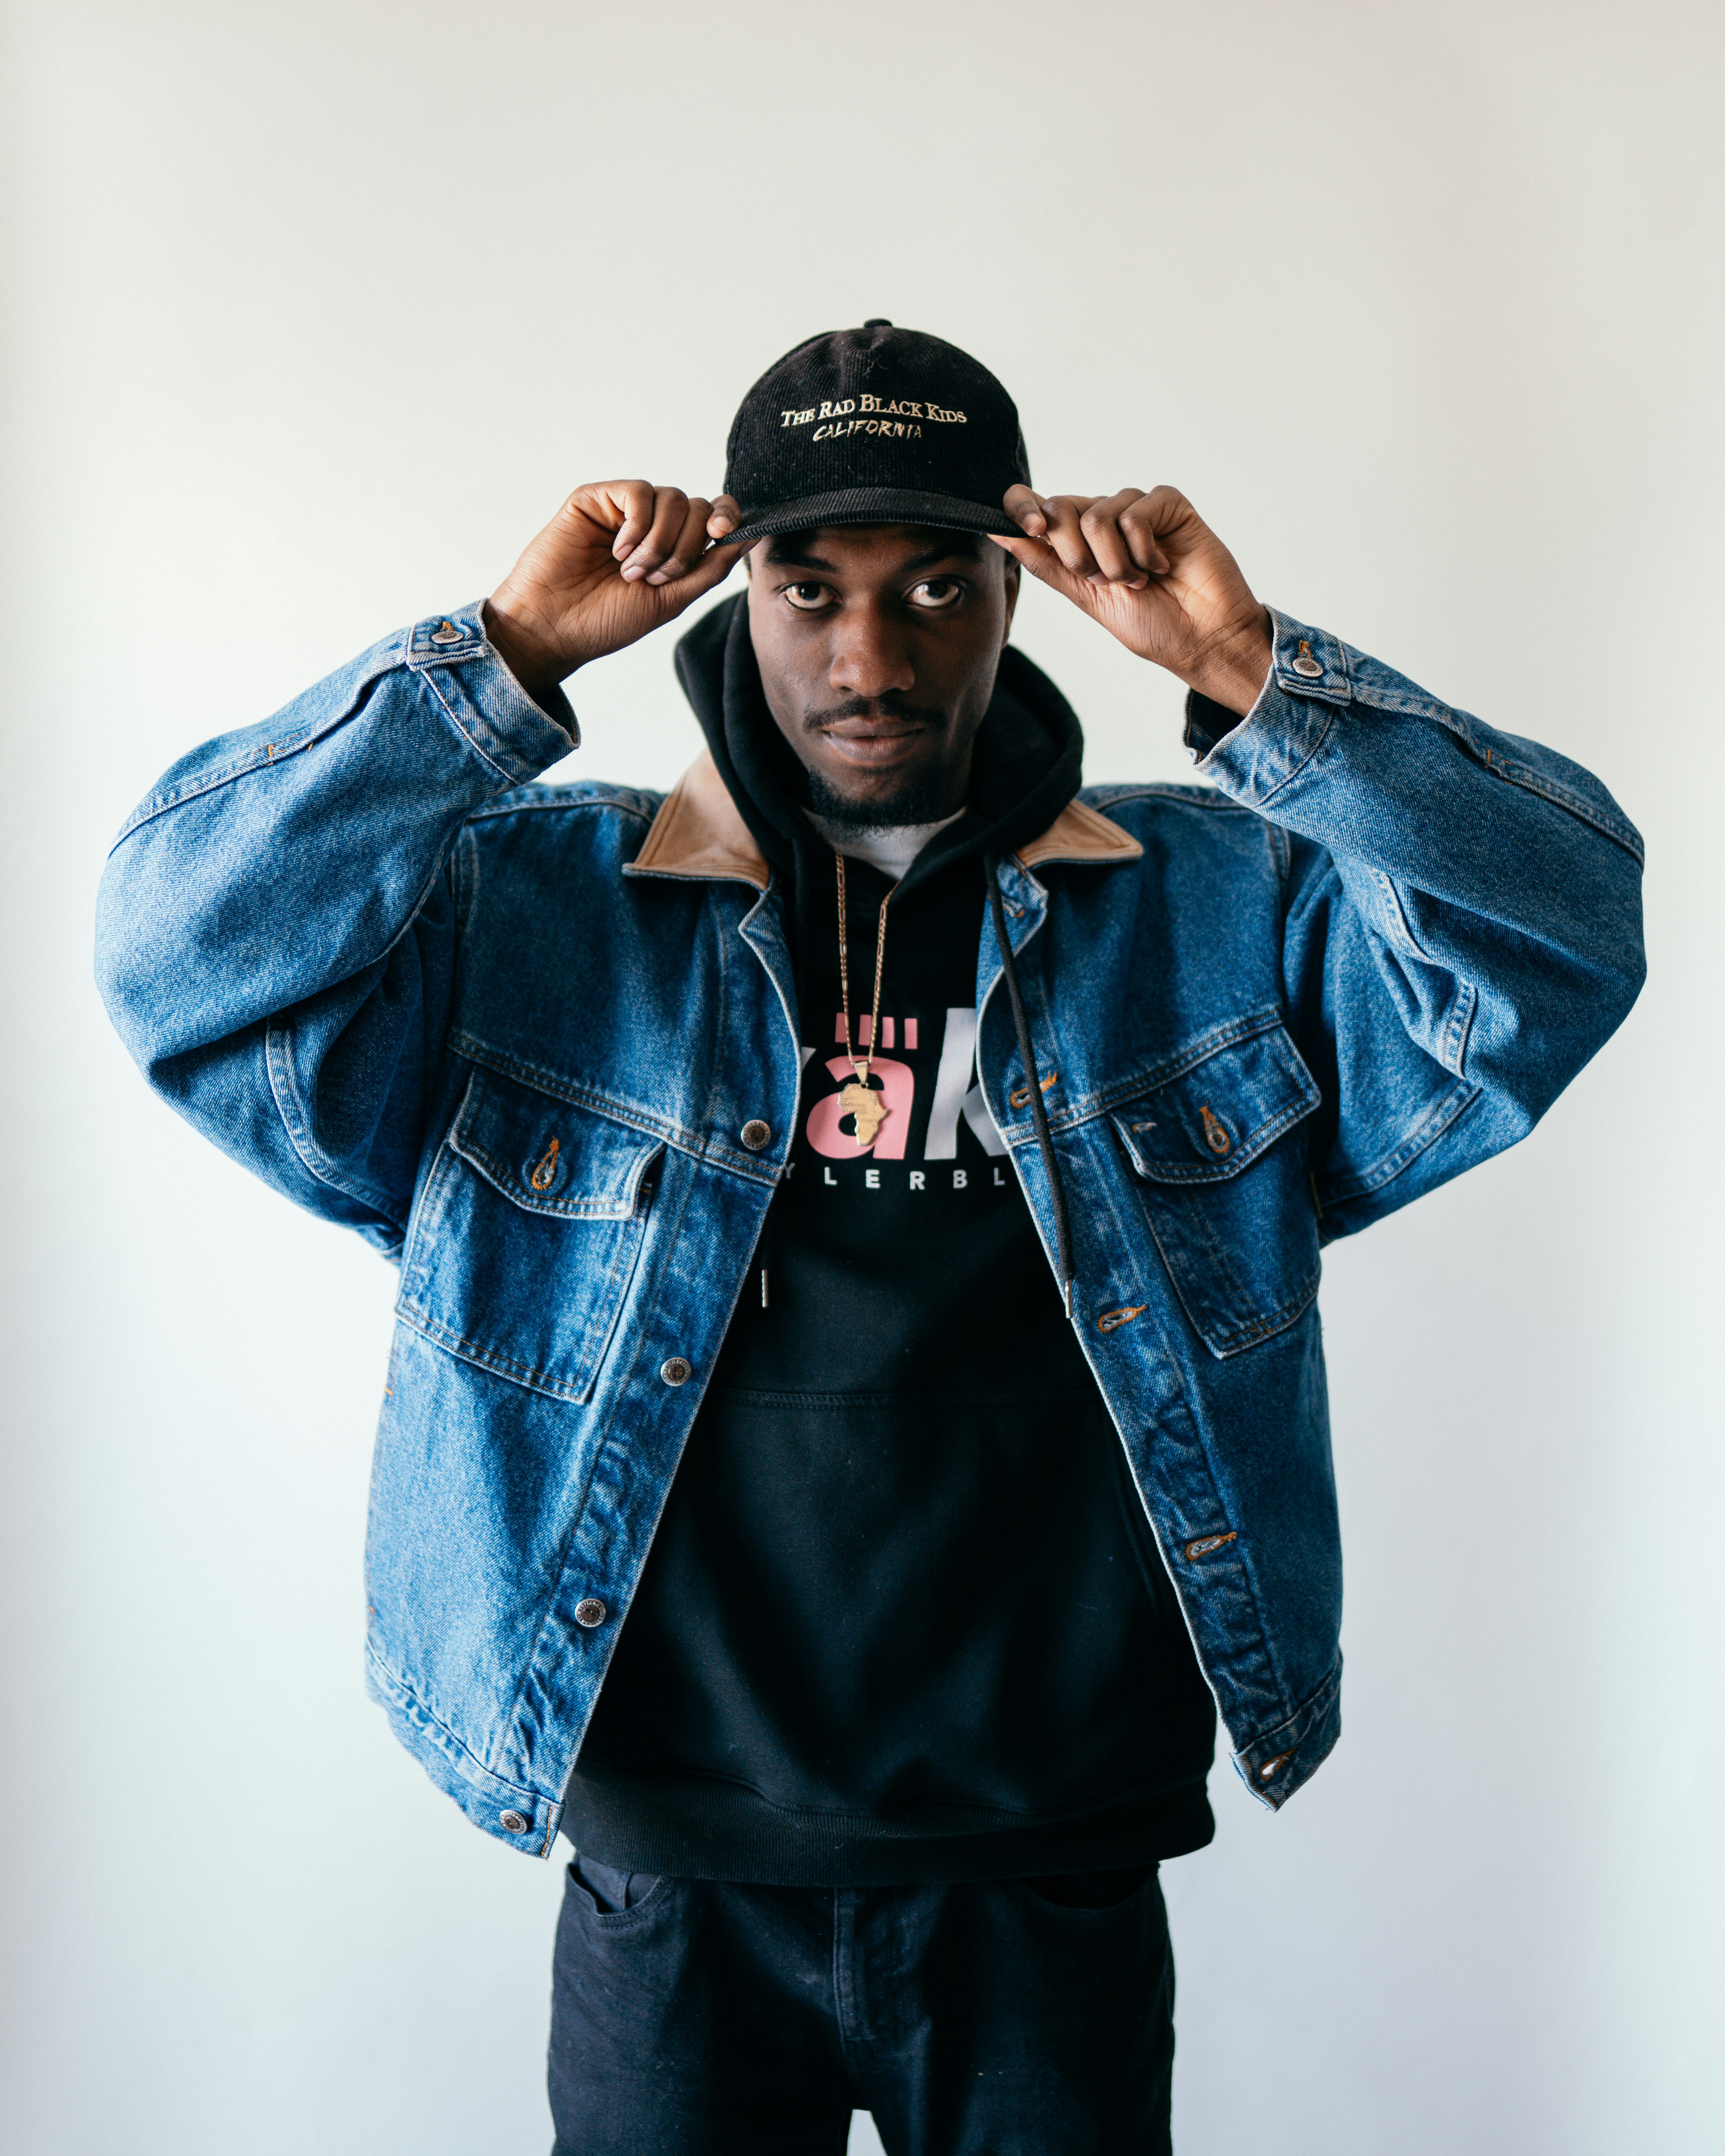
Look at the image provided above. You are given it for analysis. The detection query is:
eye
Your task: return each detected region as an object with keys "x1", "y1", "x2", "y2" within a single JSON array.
[
  {"x1": 908, "y1": 578, "x2": 964, "y2": 610},
  {"x1": 781, "y1": 581, "x2": 832, "y2": 612}
]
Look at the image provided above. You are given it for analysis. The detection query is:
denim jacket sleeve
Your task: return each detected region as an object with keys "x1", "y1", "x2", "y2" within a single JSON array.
[
  {"x1": 94, "y1": 604, "x2": 578, "y2": 1253},
  {"x1": 1187, "y1": 610, "x2": 1646, "y2": 1240}
]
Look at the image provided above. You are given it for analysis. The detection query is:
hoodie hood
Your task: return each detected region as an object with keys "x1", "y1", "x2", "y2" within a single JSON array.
[{"x1": 672, "y1": 593, "x2": 1084, "y2": 898}]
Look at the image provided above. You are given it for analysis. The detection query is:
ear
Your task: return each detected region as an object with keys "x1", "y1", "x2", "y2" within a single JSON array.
[{"x1": 1000, "y1": 552, "x2": 1021, "y2": 643}]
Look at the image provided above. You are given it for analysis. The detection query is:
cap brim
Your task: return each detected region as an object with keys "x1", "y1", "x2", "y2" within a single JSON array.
[{"x1": 720, "y1": 487, "x2": 1022, "y2": 550}]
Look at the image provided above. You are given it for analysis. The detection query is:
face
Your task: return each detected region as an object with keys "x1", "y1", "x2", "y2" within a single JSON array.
[{"x1": 746, "y1": 523, "x2": 1019, "y2": 825}]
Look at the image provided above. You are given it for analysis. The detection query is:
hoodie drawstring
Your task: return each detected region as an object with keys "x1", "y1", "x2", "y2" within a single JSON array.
[{"x1": 985, "y1": 853, "x2": 1076, "y2": 1321}]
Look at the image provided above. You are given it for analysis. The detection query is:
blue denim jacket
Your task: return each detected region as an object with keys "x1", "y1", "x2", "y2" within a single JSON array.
[{"x1": 95, "y1": 605, "x2": 1645, "y2": 1856}]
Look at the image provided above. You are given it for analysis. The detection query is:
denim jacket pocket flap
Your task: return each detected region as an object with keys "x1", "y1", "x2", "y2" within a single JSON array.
[
  {"x1": 449, "y1": 1069, "x2": 660, "y2": 1221},
  {"x1": 398, "y1": 1069, "x2": 662, "y2": 1402},
  {"x1": 1109, "y1": 1023, "x2": 1321, "y2": 1185},
  {"x1": 1111, "y1": 1022, "x2": 1322, "y2": 1358}
]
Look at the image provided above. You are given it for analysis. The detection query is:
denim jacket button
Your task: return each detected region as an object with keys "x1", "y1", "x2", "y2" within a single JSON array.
[
  {"x1": 660, "y1": 1356, "x2": 692, "y2": 1386},
  {"x1": 740, "y1": 1119, "x2": 772, "y2": 1150},
  {"x1": 1290, "y1": 638, "x2": 1323, "y2": 678},
  {"x1": 429, "y1": 621, "x2": 462, "y2": 645},
  {"x1": 499, "y1": 1810, "x2": 529, "y2": 1833},
  {"x1": 574, "y1": 1597, "x2": 608, "y2": 1628}
]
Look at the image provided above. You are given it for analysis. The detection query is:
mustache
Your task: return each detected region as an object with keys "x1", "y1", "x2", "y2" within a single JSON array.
[{"x1": 801, "y1": 696, "x2": 947, "y2": 733}]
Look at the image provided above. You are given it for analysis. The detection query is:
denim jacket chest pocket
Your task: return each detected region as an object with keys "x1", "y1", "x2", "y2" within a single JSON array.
[
  {"x1": 1109, "y1": 1020, "x2": 1322, "y2": 1357},
  {"x1": 397, "y1": 1065, "x2": 663, "y2": 1402}
]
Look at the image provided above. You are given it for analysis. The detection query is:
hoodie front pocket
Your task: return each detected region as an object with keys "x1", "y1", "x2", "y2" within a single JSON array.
[
  {"x1": 1110, "y1": 1020, "x2": 1321, "y2": 1358},
  {"x1": 398, "y1": 1067, "x2": 663, "y2": 1402}
]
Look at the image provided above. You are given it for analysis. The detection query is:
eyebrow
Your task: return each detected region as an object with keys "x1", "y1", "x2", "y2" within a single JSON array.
[
  {"x1": 762, "y1": 535, "x2": 986, "y2": 575},
  {"x1": 900, "y1": 539, "x2": 985, "y2": 573},
  {"x1": 763, "y1": 542, "x2": 838, "y2": 570}
]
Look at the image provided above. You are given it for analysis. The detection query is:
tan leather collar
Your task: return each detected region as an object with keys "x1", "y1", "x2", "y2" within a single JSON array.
[
  {"x1": 625, "y1": 751, "x2": 772, "y2": 890},
  {"x1": 623, "y1": 750, "x2": 1142, "y2": 891},
  {"x1": 1015, "y1": 795, "x2": 1144, "y2": 870}
]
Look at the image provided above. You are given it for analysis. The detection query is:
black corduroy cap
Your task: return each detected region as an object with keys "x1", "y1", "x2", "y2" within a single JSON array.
[{"x1": 721, "y1": 320, "x2": 1030, "y2": 547}]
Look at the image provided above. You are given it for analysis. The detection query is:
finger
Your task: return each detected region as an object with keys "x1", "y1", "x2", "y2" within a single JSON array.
[
  {"x1": 1080, "y1": 490, "x2": 1151, "y2": 587},
  {"x1": 1038, "y1": 495, "x2": 1104, "y2": 581},
  {"x1": 1119, "y1": 496, "x2": 1173, "y2": 578},
  {"x1": 644, "y1": 497, "x2": 718, "y2": 585},
  {"x1": 1003, "y1": 483, "x2": 1051, "y2": 537},
  {"x1": 707, "y1": 494, "x2": 742, "y2": 539},
  {"x1": 606, "y1": 481, "x2": 660, "y2": 561},
  {"x1": 661, "y1": 528, "x2": 749, "y2": 603},
  {"x1": 619, "y1": 487, "x2": 692, "y2": 581},
  {"x1": 989, "y1": 529, "x2": 1099, "y2": 608}
]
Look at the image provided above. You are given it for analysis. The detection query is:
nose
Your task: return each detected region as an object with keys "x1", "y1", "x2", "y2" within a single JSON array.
[{"x1": 828, "y1": 599, "x2": 916, "y2": 703}]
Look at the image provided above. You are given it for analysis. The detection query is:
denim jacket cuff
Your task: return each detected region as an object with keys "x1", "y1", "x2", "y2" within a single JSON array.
[
  {"x1": 1185, "y1": 609, "x2": 1351, "y2": 807},
  {"x1": 403, "y1": 601, "x2": 578, "y2": 785}
]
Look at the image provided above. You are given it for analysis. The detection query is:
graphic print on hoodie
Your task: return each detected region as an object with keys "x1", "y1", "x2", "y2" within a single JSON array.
[{"x1": 562, "y1": 596, "x2": 1217, "y2": 1886}]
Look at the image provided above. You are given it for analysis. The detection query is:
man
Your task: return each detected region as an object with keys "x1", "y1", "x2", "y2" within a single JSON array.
[{"x1": 96, "y1": 322, "x2": 1645, "y2": 2153}]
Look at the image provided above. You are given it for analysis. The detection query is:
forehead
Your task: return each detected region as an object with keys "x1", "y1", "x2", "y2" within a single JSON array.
[{"x1": 759, "y1": 523, "x2": 991, "y2": 574}]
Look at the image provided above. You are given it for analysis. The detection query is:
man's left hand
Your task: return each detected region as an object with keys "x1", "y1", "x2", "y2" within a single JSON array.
[{"x1": 992, "y1": 485, "x2": 1274, "y2": 718}]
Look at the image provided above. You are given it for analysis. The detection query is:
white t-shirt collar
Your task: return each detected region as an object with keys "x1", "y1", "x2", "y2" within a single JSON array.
[{"x1": 803, "y1": 806, "x2": 967, "y2": 883}]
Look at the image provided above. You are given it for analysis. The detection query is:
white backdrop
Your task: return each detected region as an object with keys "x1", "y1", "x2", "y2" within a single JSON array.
[{"x1": 4, "y1": 4, "x2": 1720, "y2": 2151}]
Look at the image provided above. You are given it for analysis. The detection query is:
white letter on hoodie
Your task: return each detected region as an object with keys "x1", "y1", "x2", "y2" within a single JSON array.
[{"x1": 924, "y1": 1007, "x2": 1007, "y2": 1159}]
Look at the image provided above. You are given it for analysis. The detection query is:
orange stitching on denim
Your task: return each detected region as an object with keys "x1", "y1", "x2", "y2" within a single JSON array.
[
  {"x1": 1184, "y1": 1530, "x2": 1237, "y2": 1561},
  {"x1": 1097, "y1": 1304, "x2": 1147, "y2": 1333},
  {"x1": 529, "y1": 1137, "x2": 561, "y2": 1191},
  {"x1": 1199, "y1": 1104, "x2": 1231, "y2": 1155},
  {"x1": 1009, "y1": 1070, "x2": 1059, "y2": 1110},
  {"x1": 1258, "y1": 1751, "x2": 1292, "y2": 1781}
]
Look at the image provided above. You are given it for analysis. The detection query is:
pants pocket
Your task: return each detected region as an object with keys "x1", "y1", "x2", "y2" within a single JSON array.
[
  {"x1": 1019, "y1": 1863, "x2": 1158, "y2": 1911},
  {"x1": 566, "y1": 1853, "x2": 664, "y2": 1918}
]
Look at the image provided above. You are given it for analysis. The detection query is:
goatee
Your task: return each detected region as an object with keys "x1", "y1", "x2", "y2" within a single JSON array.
[{"x1": 802, "y1": 762, "x2": 961, "y2": 830}]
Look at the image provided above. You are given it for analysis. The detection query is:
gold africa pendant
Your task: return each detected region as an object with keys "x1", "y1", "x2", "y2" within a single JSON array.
[{"x1": 841, "y1": 1079, "x2": 888, "y2": 1148}]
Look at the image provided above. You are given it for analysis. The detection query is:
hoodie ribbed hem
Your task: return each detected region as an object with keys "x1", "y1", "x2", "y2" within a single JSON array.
[{"x1": 560, "y1": 1766, "x2": 1214, "y2": 1887}]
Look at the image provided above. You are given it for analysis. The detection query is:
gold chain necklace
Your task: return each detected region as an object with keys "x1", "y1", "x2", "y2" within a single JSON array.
[{"x1": 835, "y1": 852, "x2": 891, "y2": 1148}]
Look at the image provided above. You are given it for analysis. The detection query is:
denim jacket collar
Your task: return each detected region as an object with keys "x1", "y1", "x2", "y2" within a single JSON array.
[{"x1": 626, "y1": 750, "x2": 1144, "y2": 889}]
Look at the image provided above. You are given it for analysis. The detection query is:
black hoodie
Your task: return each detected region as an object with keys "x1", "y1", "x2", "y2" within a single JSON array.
[{"x1": 562, "y1": 596, "x2": 1215, "y2": 1885}]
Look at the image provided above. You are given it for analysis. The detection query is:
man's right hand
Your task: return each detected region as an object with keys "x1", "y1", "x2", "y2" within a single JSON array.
[{"x1": 484, "y1": 482, "x2": 745, "y2": 700}]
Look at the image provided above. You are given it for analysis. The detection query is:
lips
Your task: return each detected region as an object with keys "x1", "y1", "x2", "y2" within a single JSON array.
[
  {"x1": 817, "y1": 722, "x2": 931, "y2": 767},
  {"x1": 810, "y1": 707, "x2": 940, "y2": 766}
]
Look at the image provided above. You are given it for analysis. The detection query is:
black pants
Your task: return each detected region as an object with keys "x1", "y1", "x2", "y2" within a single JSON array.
[{"x1": 548, "y1": 1858, "x2": 1174, "y2": 2155}]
